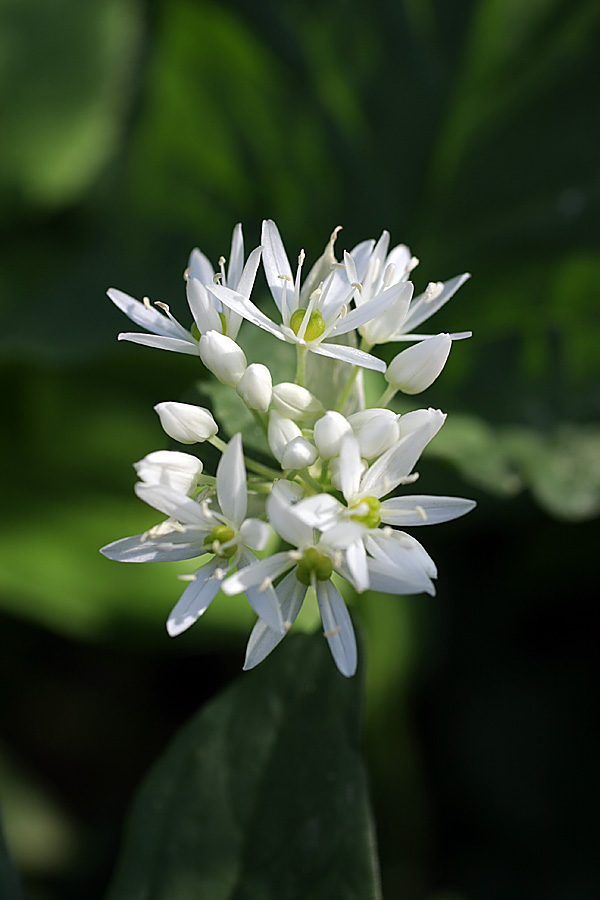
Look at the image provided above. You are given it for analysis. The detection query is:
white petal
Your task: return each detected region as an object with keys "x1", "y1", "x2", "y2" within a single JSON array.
[
  {"x1": 316, "y1": 580, "x2": 357, "y2": 677},
  {"x1": 261, "y1": 219, "x2": 293, "y2": 313},
  {"x1": 117, "y1": 332, "x2": 198, "y2": 355},
  {"x1": 187, "y1": 248, "x2": 214, "y2": 285},
  {"x1": 292, "y1": 494, "x2": 345, "y2": 530},
  {"x1": 100, "y1": 532, "x2": 205, "y2": 563},
  {"x1": 239, "y1": 518, "x2": 271, "y2": 551},
  {"x1": 267, "y1": 486, "x2": 313, "y2": 547},
  {"x1": 365, "y1": 530, "x2": 437, "y2": 584},
  {"x1": 243, "y1": 571, "x2": 307, "y2": 670},
  {"x1": 401, "y1": 272, "x2": 471, "y2": 333},
  {"x1": 311, "y1": 342, "x2": 386, "y2": 372},
  {"x1": 221, "y1": 551, "x2": 294, "y2": 595},
  {"x1": 236, "y1": 244, "x2": 262, "y2": 298},
  {"x1": 380, "y1": 495, "x2": 476, "y2": 526},
  {"x1": 331, "y1": 281, "x2": 412, "y2": 336},
  {"x1": 359, "y1": 419, "x2": 446, "y2": 498},
  {"x1": 216, "y1": 433, "x2": 247, "y2": 526},
  {"x1": 166, "y1": 557, "x2": 224, "y2": 636},
  {"x1": 134, "y1": 482, "x2": 214, "y2": 527},
  {"x1": 346, "y1": 539, "x2": 370, "y2": 593},
  {"x1": 227, "y1": 223, "x2": 244, "y2": 289},
  {"x1": 108, "y1": 288, "x2": 186, "y2": 340},
  {"x1": 186, "y1": 278, "x2": 222, "y2": 334},
  {"x1": 337, "y1": 433, "x2": 363, "y2": 501},
  {"x1": 363, "y1": 556, "x2": 435, "y2": 596},
  {"x1": 237, "y1": 548, "x2": 285, "y2": 633},
  {"x1": 209, "y1": 284, "x2": 286, "y2": 340},
  {"x1": 347, "y1": 239, "x2": 376, "y2": 283}
]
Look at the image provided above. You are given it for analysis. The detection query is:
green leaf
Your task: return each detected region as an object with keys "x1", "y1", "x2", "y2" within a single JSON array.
[
  {"x1": 106, "y1": 631, "x2": 382, "y2": 900},
  {"x1": 0, "y1": 818, "x2": 25, "y2": 900}
]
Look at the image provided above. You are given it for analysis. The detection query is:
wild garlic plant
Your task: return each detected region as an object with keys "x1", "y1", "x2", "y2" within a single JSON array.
[{"x1": 101, "y1": 219, "x2": 475, "y2": 676}]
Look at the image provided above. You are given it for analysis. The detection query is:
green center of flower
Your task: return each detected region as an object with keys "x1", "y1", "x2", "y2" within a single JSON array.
[
  {"x1": 296, "y1": 547, "x2": 333, "y2": 585},
  {"x1": 350, "y1": 496, "x2": 381, "y2": 529},
  {"x1": 204, "y1": 524, "x2": 236, "y2": 558},
  {"x1": 191, "y1": 313, "x2": 227, "y2": 341},
  {"x1": 289, "y1": 308, "x2": 326, "y2": 342}
]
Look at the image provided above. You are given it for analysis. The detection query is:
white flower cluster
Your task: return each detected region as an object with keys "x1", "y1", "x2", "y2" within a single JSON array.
[{"x1": 102, "y1": 220, "x2": 475, "y2": 677}]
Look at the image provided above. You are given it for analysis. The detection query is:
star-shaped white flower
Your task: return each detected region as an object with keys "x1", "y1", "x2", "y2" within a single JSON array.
[
  {"x1": 292, "y1": 417, "x2": 476, "y2": 593},
  {"x1": 107, "y1": 224, "x2": 261, "y2": 355},
  {"x1": 100, "y1": 434, "x2": 283, "y2": 637},
  {"x1": 341, "y1": 229, "x2": 471, "y2": 347},
  {"x1": 209, "y1": 220, "x2": 400, "y2": 373},
  {"x1": 222, "y1": 481, "x2": 365, "y2": 677}
]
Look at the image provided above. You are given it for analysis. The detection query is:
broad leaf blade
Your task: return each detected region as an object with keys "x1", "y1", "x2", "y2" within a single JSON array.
[
  {"x1": 0, "y1": 819, "x2": 25, "y2": 900},
  {"x1": 106, "y1": 631, "x2": 381, "y2": 900}
]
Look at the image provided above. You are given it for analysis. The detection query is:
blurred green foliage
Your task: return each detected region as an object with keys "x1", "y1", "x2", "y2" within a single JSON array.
[{"x1": 1, "y1": 0, "x2": 599, "y2": 897}]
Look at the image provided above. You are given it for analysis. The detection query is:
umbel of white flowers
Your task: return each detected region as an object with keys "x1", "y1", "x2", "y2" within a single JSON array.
[{"x1": 102, "y1": 220, "x2": 475, "y2": 677}]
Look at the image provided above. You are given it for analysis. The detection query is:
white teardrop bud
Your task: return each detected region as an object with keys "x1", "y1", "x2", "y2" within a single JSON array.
[
  {"x1": 199, "y1": 330, "x2": 247, "y2": 386},
  {"x1": 385, "y1": 333, "x2": 451, "y2": 394},
  {"x1": 154, "y1": 401, "x2": 218, "y2": 444},
  {"x1": 236, "y1": 363, "x2": 273, "y2": 413}
]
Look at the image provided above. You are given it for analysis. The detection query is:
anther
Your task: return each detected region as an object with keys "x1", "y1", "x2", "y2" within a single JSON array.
[
  {"x1": 324, "y1": 626, "x2": 341, "y2": 639},
  {"x1": 178, "y1": 573, "x2": 197, "y2": 582},
  {"x1": 213, "y1": 273, "x2": 223, "y2": 284},
  {"x1": 258, "y1": 577, "x2": 272, "y2": 592},
  {"x1": 415, "y1": 505, "x2": 428, "y2": 521},
  {"x1": 143, "y1": 296, "x2": 152, "y2": 309},
  {"x1": 155, "y1": 301, "x2": 169, "y2": 312},
  {"x1": 214, "y1": 568, "x2": 225, "y2": 580},
  {"x1": 183, "y1": 266, "x2": 193, "y2": 281}
]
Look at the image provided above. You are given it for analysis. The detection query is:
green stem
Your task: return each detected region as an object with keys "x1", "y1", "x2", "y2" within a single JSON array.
[
  {"x1": 375, "y1": 383, "x2": 397, "y2": 408},
  {"x1": 209, "y1": 435, "x2": 281, "y2": 480},
  {"x1": 335, "y1": 366, "x2": 360, "y2": 413},
  {"x1": 295, "y1": 344, "x2": 308, "y2": 386},
  {"x1": 249, "y1": 406, "x2": 269, "y2": 437}
]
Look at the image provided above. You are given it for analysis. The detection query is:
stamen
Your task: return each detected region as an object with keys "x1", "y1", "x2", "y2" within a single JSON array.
[
  {"x1": 154, "y1": 301, "x2": 169, "y2": 312},
  {"x1": 214, "y1": 567, "x2": 225, "y2": 580},
  {"x1": 324, "y1": 626, "x2": 341, "y2": 638},
  {"x1": 406, "y1": 256, "x2": 420, "y2": 275},
  {"x1": 213, "y1": 272, "x2": 223, "y2": 284},
  {"x1": 283, "y1": 620, "x2": 293, "y2": 631},
  {"x1": 178, "y1": 573, "x2": 197, "y2": 582},
  {"x1": 298, "y1": 249, "x2": 306, "y2": 267},
  {"x1": 423, "y1": 281, "x2": 443, "y2": 303},
  {"x1": 183, "y1": 266, "x2": 193, "y2": 282},
  {"x1": 143, "y1": 296, "x2": 152, "y2": 309},
  {"x1": 398, "y1": 472, "x2": 420, "y2": 485},
  {"x1": 415, "y1": 505, "x2": 428, "y2": 521},
  {"x1": 289, "y1": 550, "x2": 303, "y2": 561},
  {"x1": 383, "y1": 263, "x2": 396, "y2": 288},
  {"x1": 258, "y1": 577, "x2": 272, "y2": 592}
]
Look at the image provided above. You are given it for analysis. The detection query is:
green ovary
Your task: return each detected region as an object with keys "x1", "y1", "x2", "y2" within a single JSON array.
[
  {"x1": 289, "y1": 308, "x2": 326, "y2": 342},
  {"x1": 191, "y1": 313, "x2": 227, "y2": 340},
  {"x1": 204, "y1": 524, "x2": 237, "y2": 558},
  {"x1": 296, "y1": 547, "x2": 333, "y2": 585},
  {"x1": 350, "y1": 496, "x2": 381, "y2": 529}
]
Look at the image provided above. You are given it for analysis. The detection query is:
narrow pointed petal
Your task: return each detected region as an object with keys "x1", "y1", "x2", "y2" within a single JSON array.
[
  {"x1": 347, "y1": 239, "x2": 376, "y2": 283},
  {"x1": 108, "y1": 288, "x2": 185, "y2": 339},
  {"x1": 401, "y1": 272, "x2": 471, "y2": 333},
  {"x1": 261, "y1": 219, "x2": 293, "y2": 312},
  {"x1": 209, "y1": 284, "x2": 286, "y2": 340},
  {"x1": 363, "y1": 557, "x2": 436, "y2": 596},
  {"x1": 117, "y1": 333, "x2": 198, "y2": 355},
  {"x1": 359, "y1": 418, "x2": 446, "y2": 498},
  {"x1": 267, "y1": 486, "x2": 313, "y2": 548},
  {"x1": 216, "y1": 433, "x2": 247, "y2": 526},
  {"x1": 330, "y1": 281, "x2": 412, "y2": 336},
  {"x1": 380, "y1": 495, "x2": 476, "y2": 526},
  {"x1": 134, "y1": 483, "x2": 214, "y2": 527},
  {"x1": 186, "y1": 278, "x2": 222, "y2": 334},
  {"x1": 166, "y1": 558, "x2": 224, "y2": 636},
  {"x1": 338, "y1": 433, "x2": 363, "y2": 502},
  {"x1": 227, "y1": 223, "x2": 244, "y2": 289},
  {"x1": 311, "y1": 342, "x2": 386, "y2": 372},
  {"x1": 221, "y1": 552, "x2": 294, "y2": 595},
  {"x1": 316, "y1": 580, "x2": 357, "y2": 677},
  {"x1": 236, "y1": 245, "x2": 262, "y2": 298},
  {"x1": 366, "y1": 530, "x2": 437, "y2": 582},
  {"x1": 100, "y1": 532, "x2": 205, "y2": 563},
  {"x1": 292, "y1": 494, "x2": 345, "y2": 530},
  {"x1": 346, "y1": 539, "x2": 370, "y2": 593},
  {"x1": 239, "y1": 518, "x2": 270, "y2": 551},
  {"x1": 237, "y1": 548, "x2": 284, "y2": 633},
  {"x1": 187, "y1": 248, "x2": 215, "y2": 285},
  {"x1": 243, "y1": 571, "x2": 307, "y2": 670}
]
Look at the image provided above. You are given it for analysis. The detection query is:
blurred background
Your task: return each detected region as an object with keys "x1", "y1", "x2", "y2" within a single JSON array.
[{"x1": 1, "y1": 0, "x2": 599, "y2": 897}]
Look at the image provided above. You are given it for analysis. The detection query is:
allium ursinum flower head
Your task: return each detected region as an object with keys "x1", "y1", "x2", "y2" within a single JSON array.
[
  {"x1": 208, "y1": 220, "x2": 404, "y2": 373},
  {"x1": 292, "y1": 419, "x2": 475, "y2": 593},
  {"x1": 107, "y1": 224, "x2": 261, "y2": 355},
  {"x1": 101, "y1": 434, "x2": 284, "y2": 638},
  {"x1": 134, "y1": 450, "x2": 203, "y2": 496},
  {"x1": 222, "y1": 482, "x2": 365, "y2": 677},
  {"x1": 339, "y1": 229, "x2": 471, "y2": 348}
]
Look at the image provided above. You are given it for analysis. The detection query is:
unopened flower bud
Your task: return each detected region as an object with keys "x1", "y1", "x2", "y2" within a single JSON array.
[
  {"x1": 236, "y1": 363, "x2": 272, "y2": 413},
  {"x1": 134, "y1": 450, "x2": 203, "y2": 495},
  {"x1": 385, "y1": 333, "x2": 451, "y2": 394},
  {"x1": 154, "y1": 401, "x2": 218, "y2": 444},
  {"x1": 199, "y1": 330, "x2": 247, "y2": 386},
  {"x1": 267, "y1": 410, "x2": 302, "y2": 464},
  {"x1": 347, "y1": 408, "x2": 400, "y2": 460},
  {"x1": 281, "y1": 436, "x2": 318, "y2": 470},
  {"x1": 313, "y1": 411, "x2": 352, "y2": 459},
  {"x1": 272, "y1": 382, "x2": 324, "y2": 422}
]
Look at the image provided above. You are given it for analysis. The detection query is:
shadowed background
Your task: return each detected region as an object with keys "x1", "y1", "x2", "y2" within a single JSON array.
[{"x1": 1, "y1": 0, "x2": 599, "y2": 897}]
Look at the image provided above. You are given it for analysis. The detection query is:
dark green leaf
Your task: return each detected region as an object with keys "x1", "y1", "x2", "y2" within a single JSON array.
[
  {"x1": 0, "y1": 818, "x2": 25, "y2": 900},
  {"x1": 106, "y1": 631, "x2": 382, "y2": 900}
]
